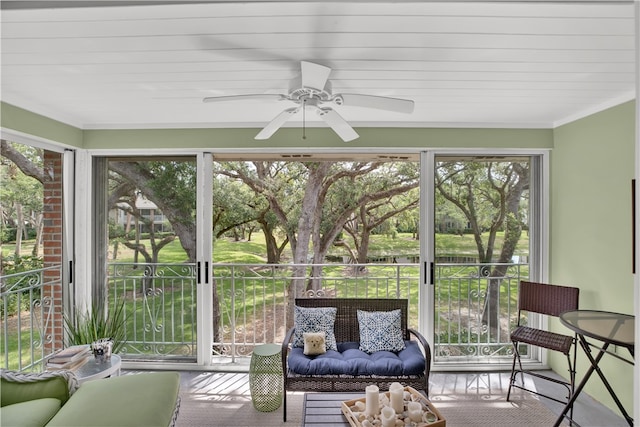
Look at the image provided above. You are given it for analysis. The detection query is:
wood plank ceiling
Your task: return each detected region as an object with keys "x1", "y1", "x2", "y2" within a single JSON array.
[{"x1": 1, "y1": 1, "x2": 636, "y2": 131}]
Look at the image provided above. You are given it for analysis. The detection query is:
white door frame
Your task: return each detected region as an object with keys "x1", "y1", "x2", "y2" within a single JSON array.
[
  {"x1": 420, "y1": 148, "x2": 550, "y2": 369},
  {"x1": 419, "y1": 151, "x2": 436, "y2": 349},
  {"x1": 196, "y1": 152, "x2": 214, "y2": 366}
]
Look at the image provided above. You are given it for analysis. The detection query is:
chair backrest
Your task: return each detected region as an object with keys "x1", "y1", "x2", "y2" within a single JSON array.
[
  {"x1": 294, "y1": 298, "x2": 409, "y2": 342},
  {"x1": 518, "y1": 280, "x2": 579, "y2": 320}
]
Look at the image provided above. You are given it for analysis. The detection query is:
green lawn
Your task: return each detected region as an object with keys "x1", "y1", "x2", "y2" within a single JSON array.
[{"x1": 3, "y1": 231, "x2": 528, "y2": 264}]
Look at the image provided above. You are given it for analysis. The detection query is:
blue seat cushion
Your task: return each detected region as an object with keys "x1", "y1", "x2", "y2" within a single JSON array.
[{"x1": 287, "y1": 341, "x2": 425, "y2": 376}]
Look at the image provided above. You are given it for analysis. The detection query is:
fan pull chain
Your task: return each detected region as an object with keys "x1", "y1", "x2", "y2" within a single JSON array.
[{"x1": 302, "y1": 99, "x2": 306, "y2": 139}]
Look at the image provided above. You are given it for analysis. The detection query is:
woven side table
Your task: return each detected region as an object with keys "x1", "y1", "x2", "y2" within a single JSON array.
[{"x1": 249, "y1": 343, "x2": 283, "y2": 412}]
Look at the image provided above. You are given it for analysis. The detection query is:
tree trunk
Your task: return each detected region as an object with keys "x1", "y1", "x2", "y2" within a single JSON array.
[
  {"x1": 286, "y1": 163, "x2": 331, "y2": 324},
  {"x1": 212, "y1": 278, "x2": 221, "y2": 352},
  {"x1": 481, "y1": 164, "x2": 529, "y2": 335},
  {"x1": 481, "y1": 214, "x2": 522, "y2": 339},
  {"x1": 32, "y1": 213, "x2": 43, "y2": 257},
  {"x1": 357, "y1": 226, "x2": 372, "y2": 264},
  {"x1": 133, "y1": 216, "x2": 140, "y2": 265},
  {"x1": 260, "y1": 217, "x2": 283, "y2": 264},
  {"x1": 14, "y1": 202, "x2": 23, "y2": 257}
]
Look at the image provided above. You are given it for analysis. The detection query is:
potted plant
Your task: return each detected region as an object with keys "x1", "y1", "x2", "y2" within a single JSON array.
[{"x1": 64, "y1": 301, "x2": 127, "y2": 354}]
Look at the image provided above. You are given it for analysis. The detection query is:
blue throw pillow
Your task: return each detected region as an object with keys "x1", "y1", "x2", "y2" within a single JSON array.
[
  {"x1": 293, "y1": 306, "x2": 338, "y2": 351},
  {"x1": 357, "y1": 309, "x2": 406, "y2": 354}
]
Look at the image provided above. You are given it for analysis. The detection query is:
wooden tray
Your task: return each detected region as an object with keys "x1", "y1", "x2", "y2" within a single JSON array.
[{"x1": 341, "y1": 386, "x2": 445, "y2": 427}]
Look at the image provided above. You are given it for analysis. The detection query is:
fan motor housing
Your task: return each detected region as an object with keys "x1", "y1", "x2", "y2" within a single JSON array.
[{"x1": 288, "y1": 78, "x2": 333, "y2": 103}]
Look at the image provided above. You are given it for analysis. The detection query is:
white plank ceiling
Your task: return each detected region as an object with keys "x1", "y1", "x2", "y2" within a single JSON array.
[{"x1": 0, "y1": 1, "x2": 636, "y2": 131}]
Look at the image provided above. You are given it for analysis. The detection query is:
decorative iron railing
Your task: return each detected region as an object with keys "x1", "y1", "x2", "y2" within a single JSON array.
[
  {"x1": 211, "y1": 263, "x2": 421, "y2": 361},
  {"x1": 0, "y1": 265, "x2": 62, "y2": 371},
  {"x1": 2, "y1": 262, "x2": 528, "y2": 368},
  {"x1": 106, "y1": 262, "x2": 197, "y2": 360},
  {"x1": 434, "y1": 263, "x2": 527, "y2": 364}
]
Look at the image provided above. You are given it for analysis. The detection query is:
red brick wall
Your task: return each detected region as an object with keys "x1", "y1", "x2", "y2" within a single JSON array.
[{"x1": 43, "y1": 150, "x2": 64, "y2": 353}]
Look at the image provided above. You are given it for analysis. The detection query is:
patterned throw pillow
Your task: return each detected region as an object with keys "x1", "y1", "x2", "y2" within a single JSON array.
[
  {"x1": 293, "y1": 306, "x2": 338, "y2": 351},
  {"x1": 357, "y1": 309, "x2": 406, "y2": 354}
]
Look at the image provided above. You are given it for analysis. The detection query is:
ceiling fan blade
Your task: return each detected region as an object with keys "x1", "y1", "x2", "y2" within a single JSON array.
[
  {"x1": 301, "y1": 61, "x2": 331, "y2": 91},
  {"x1": 336, "y1": 93, "x2": 415, "y2": 114},
  {"x1": 255, "y1": 107, "x2": 300, "y2": 140},
  {"x1": 316, "y1": 107, "x2": 359, "y2": 142},
  {"x1": 203, "y1": 94, "x2": 284, "y2": 103}
]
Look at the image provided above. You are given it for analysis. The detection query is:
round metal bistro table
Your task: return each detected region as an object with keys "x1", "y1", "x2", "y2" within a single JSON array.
[{"x1": 249, "y1": 344, "x2": 283, "y2": 412}]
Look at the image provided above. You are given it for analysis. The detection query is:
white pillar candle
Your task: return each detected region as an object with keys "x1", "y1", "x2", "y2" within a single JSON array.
[
  {"x1": 407, "y1": 401, "x2": 422, "y2": 422},
  {"x1": 388, "y1": 382, "x2": 404, "y2": 414},
  {"x1": 365, "y1": 385, "x2": 379, "y2": 416},
  {"x1": 380, "y1": 406, "x2": 396, "y2": 427}
]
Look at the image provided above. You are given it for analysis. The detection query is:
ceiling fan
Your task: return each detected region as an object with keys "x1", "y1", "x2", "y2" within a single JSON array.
[{"x1": 203, "y1": 61, "x2": 415, "y2": 142}]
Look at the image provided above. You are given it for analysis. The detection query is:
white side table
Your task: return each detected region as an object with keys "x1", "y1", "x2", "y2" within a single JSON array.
[{"x1": 74, "y1": 354, "x2": 121, "y2": 384}]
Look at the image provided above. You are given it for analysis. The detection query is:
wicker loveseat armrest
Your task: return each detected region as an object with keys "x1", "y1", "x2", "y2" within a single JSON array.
[
  {"x1": 408, "y1": 328, "x2": 432, "y2": 365},
  {"x1": 408, "y1": 328, "x2": 432, "y2": 395},
  {"x1": 0, "y1": 369, "x2": 79, "y2": 407},
  {"x1": 281, "y1": 327, "x2": 295, "y2": 380}
]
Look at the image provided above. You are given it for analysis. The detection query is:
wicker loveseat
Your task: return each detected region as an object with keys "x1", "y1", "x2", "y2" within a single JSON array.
[{"x1": 281, "y1": 298, "x2": 431, "y2": 422}]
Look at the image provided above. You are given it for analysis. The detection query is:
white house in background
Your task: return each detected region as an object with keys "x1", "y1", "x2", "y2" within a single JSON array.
[{"x1": 112, "y1": 193, "x2": 170, "y2": 234}]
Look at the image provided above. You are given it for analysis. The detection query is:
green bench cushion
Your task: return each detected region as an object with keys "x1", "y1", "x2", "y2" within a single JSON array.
[
  {"x1": 47, "y1": 372, "x2": 180, "y2": 427},
  {"x1": 0, "y1": 398, "x2": 62, "y2": 427},
  {"x1": 1, "y1": 376, "x2": 70, "y2": 407}
]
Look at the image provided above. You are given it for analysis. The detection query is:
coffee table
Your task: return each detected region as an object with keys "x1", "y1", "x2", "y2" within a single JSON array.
[
  {"x1": 303, "y1": 389, "x2": 437, "y2": 427},
  {"x1": 74, "y1": 354, "x2": 122, "y2": 384},
  {"x1": 303, "y1": 392, "x2": 362, "y2": 427}
]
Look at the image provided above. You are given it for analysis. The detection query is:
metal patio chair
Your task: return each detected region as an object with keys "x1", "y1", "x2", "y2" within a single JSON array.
[{"x1": 507, "y1": 280, "x2": 580, "y2": 421}]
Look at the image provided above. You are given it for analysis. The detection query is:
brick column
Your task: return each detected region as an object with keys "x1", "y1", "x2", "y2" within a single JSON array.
[{"x1": 43, "y1": 150, "x2": 64, "y2": 354}]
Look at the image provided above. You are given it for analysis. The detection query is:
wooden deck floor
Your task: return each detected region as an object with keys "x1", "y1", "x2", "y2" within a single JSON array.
[{"x1": 121, "y1": 370, "x2": 628, "y2": 427}]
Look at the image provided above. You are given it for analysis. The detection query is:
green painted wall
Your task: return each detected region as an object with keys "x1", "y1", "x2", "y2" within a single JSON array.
[
  {"x1": 0, "y1": 102, "x2": 554, "y2": 150},
  {"x1": 1, "y1": 102, "x2": 83, "y2": 148},
  {"x1": 550, "y1": 100, "x2": 636, "y2": 413},
  {"x1": 82, "y1": 126, "x2": 553, "y2": 150}
]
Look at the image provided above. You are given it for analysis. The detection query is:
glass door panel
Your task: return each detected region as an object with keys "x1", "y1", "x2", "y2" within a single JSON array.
[
  {"x1": 103, "y1": 156, "x2": 198, "y2": 362},
  {"x1": 432, "y1": 155, "x2": 535, "y2": 365},
  {"x1": 0, "y1": 141, "x2": 66, "y2": 369}
]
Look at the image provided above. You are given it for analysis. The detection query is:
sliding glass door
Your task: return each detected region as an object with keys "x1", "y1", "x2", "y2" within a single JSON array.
[
  {"x1": 422, "y1": 151, "x2": 546, "y2": 367},
  {"x1": 93, "y1": 155, "x2": 203, "y2": 363}
]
